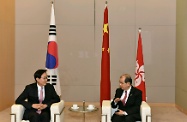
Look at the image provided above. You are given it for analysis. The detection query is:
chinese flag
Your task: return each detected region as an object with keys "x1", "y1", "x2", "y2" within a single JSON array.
[
  {"x1": 135, "y1": 29, "x2": 146, "y2": 101},
  {"x1": 100, "y1": 2, "x2": 111, "y2": 106}
]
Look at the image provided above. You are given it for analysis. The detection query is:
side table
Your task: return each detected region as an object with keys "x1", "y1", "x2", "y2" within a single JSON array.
[{"x1": 69, "y1": 100, "x2": 98, "y2": 122}]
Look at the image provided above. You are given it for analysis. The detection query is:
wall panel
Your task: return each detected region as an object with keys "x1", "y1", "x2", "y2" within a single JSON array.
[
  {"x1": 0, "y1": 0, "x2": 15, "y2": 111},
  {"x1": 176, "y1": 0, "x2": 187, "y2": 111},
  {"x1": 15, "y1": 0, "x2": 176, "y2": 103}
]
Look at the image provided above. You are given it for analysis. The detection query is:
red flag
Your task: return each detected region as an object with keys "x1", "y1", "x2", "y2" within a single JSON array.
[
  {"x1": 100, "y1": 2, "x2": 111, "y2": 106},
  {"x1": 135, "y1": 29, "x2": 146, "y2": 101}
]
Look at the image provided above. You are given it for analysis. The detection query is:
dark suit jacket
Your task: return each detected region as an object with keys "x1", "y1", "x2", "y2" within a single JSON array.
[
  {"x1": 15, "y1": 83, "x2": 60, "y2": 120},
  {"x1": 111, "y1": 86, "x2": 142, "y2": 120}
]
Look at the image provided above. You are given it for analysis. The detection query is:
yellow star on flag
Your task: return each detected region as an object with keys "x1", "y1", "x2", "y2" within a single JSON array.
[{"x1": 103, "y1": 23, "x2": 108, "y2": 34}]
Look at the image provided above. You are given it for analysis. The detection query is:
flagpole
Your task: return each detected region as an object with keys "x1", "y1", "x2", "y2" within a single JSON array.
[
  {"x1": 105, "y1": 1, "x2": 108, "y2": 4},
  {"x1": 139, "y1": 28, "x2": 141, "y2": 32},
  {"x1": 105, "y1": 1, "x2": 108, "y2": 8}
]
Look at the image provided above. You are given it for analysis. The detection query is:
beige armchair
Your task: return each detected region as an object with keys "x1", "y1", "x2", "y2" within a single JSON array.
[
  {"x1": 101, "y1": 100, "x2": 151, "y2": 122},
  {"x1": 11, "y1": 100, "x2": 65, "y2": 122}
]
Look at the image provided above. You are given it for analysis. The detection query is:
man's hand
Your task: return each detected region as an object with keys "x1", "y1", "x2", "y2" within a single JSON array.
[
  {"x1": 32, "y1": 104, "x2": 41, "y2": 109},
  {"x1": 40, "y1": 104, "x2": 47, "y2": 110},
  {"x1": 114, "y1": 98, "x2": 121, "y2": 103},
  {"x1": 32, "y1": 104, "x2": 47, "y2": 110},
  {"x1": 115, "y1": 109, "x2": 125, "y2": 116}
]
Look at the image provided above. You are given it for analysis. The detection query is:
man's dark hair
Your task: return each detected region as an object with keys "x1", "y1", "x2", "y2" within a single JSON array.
[
  {"x1": 34, "y1": 69, "x2": 47, "y2": 82},
  {"x1": 125, "y1": 76, "x2": 132, "y2": 85}
]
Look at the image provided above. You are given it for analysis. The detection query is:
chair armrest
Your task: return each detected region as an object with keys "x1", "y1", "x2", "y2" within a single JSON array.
[
  {"x1": 11, "y1": 104, "x2": 25, "y2": 122},
  {"x1": 50, "y1": 100, "x2": 65, "y2": 122},
  {"x1": 140, "y1": 101, "x2": 151, "y2": 122},
  {"x1": 101, "y1": 100, "x2": 111, "y2": 122}
]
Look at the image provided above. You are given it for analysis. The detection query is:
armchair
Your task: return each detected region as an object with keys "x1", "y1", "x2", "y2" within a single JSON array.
[
  {"x1": 11, "y1": 100, "x2": 65, "y2": 122},
  {"x1": 101, "y1": 100, "x2": 151, "y2": 122}
]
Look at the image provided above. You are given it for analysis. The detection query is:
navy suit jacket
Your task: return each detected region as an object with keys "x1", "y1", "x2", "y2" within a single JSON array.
[
  {"x1": 16, "y1": 83, "x2": 60, "y2": 119},
  {"x1": 111, "y1": 86, "x2": 142, "y2": 120}
]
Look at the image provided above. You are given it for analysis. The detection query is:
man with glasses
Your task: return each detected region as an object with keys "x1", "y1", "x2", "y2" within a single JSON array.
[
  {"x1": 15, "y1": 69, "x2": 60, "y2": 122},
  {"x1": 111, "y1": 74, "x2": 142, "y2": 122}
]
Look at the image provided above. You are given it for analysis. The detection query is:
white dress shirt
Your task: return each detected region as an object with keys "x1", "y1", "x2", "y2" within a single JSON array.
[
  {"x1": 120, "y1": 86, "x2": 131, "y2": 103},
  {"x1": 37, "y1": 84, "x2": 45, "y2": 101}
]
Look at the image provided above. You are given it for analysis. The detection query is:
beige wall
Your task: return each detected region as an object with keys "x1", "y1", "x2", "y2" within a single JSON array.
[
  {"x1": 176, "y1": 0, "x2": 187, "y2": 110},
  {"x1": 15, "y1": 0, "x2": 176, "y2": 103},
  {"x1": 0, "y1": 0, "x2": 15, "y2": 111}
]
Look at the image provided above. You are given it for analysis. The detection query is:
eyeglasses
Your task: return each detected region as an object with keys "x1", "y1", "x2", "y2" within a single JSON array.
[{"x1": 41, "y1": 77, "x2": 48, "y2": 80}]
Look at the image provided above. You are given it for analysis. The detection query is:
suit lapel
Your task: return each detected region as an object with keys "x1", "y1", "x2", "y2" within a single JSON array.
[
  {"x1": 117, "y1": 88, "x2": 123, "y2": 98},
  {"x1": 33, "y1": 83, "x2": 39, "y2": 103},
  {"x1": 43, "y1": 84, "x2": 48, "y2": 102}
]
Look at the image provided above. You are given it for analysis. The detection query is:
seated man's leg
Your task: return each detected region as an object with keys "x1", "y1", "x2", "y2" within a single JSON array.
[
  {"x1": 111, "y1": 114, "x2": 125, "y2": 122},
  {"x1": 124, "y1": 115, "x2": 136, "y2": 122},
  {"x1": 112, "y1": 114, "x2": 139, "y2": 122},
  {"x1": 27, "y1": 111, "x2": 40, "y2": 122},
  {"x1": 40, "y1": 111, "x2": 50, "y2": 122}
]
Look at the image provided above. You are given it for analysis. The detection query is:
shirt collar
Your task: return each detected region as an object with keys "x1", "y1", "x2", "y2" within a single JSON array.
[
  {"x1": 125, "y1": 86, "x2": 131, "y2": 93},
  {"x1": 37, "y1": 84, "x2": 43, "y2": 90}
]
